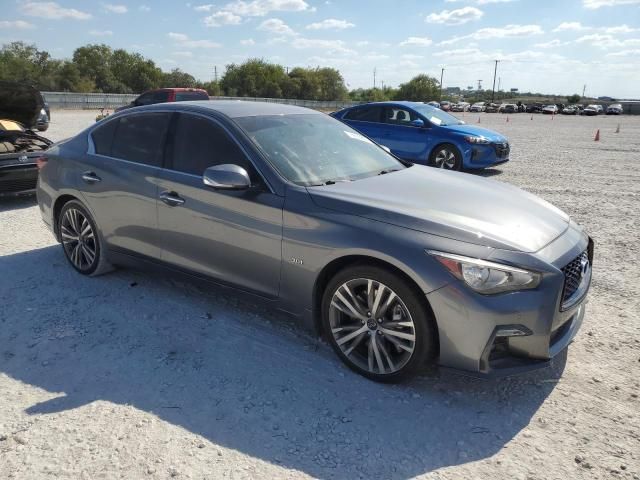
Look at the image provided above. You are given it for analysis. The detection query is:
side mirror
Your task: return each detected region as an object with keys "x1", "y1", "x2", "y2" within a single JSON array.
[
  {"x1": 203, "y1": 164, "x2": 251, "y2": 190},
  {"x1": 410, "y1": 119, "x2": 425, "y2": 128}
]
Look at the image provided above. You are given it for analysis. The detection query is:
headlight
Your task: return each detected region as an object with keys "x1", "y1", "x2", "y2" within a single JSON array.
[
  {"x1": 464, "y1": 135, "x2": 490, "y2": 144},
  {"x1": 427, "y1": 251, "x2": 541, "y2": 294}
]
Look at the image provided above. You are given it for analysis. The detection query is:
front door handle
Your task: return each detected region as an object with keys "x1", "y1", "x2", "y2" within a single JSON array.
[
  {"x1": 159, "y1": 191, "x2": 185, "y2": 207},
  {"x1": 81, "y1": 171, "x2": 101, "y2": 184}
]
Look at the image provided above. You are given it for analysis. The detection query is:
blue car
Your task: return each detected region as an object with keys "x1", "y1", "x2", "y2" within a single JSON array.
[{"x1": 331, "y1": 101, "x2": 509, "y2": 170}]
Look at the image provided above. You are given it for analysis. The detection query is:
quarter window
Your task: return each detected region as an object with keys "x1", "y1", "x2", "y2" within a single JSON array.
[
  {"x1": 91, "y1": 119, "x2": 118, "y2": 156},
  {"x1": 110, "y1": 113, "x2": 170, "y2": 167},
  {"x1": 170, "y1": 113, "x2": 255, "y2": 180}
]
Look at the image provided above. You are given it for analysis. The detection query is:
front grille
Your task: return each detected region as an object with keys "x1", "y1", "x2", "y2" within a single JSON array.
[
  {"x1": 0, "y1": 177, "x2": 37, "y2": 193},
  {"x1": 561, "y1": 251, "x2": 589, "y2": 304},
  {"x1": 493, "y1": 142, "x2": 510, "y2": 159}
]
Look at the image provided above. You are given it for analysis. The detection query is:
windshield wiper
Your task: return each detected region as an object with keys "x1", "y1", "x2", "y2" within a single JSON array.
[
  {"x1": 307, "y1": 179, "x2": 352, "y2": 186},
  {"x1": 377, "y1": 169, "x2": 401, "y2": 175}
]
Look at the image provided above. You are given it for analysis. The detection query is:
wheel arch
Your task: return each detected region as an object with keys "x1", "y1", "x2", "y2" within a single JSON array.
[
  {"x1": 52, "y1": 194, "x2": 81, "y2": 241},
  {"x1": 312, "y1": 255, "x2": 440, "y2": 354}
]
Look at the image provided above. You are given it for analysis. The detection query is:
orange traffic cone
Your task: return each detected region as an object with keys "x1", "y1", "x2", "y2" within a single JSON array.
[
  {"x1": 594, "y1": 129, "x2": 600, "y2": 141},
  {"x1": 615, "y1": 123, "x2": 620, "y2": 133}
]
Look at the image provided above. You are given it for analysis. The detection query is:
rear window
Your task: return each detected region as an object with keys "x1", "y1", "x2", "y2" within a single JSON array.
[
  {"x1": 110, "y1": 113, "x2": 171, "y2": 166},
  {"x1": 175, "y1": 91, "x2": 209, "y2": 101}
]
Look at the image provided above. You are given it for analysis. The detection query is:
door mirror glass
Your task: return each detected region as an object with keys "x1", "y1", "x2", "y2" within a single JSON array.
[
  {"x1": 410, "y1": 118, "x2": 425, "y2": 128},
  {"x1": 203, "y1": 164, "x2": 251, "y2": 190}
]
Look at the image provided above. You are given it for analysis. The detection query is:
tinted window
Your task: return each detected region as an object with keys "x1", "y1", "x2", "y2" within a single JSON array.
[
  {"x1": 135, "y1": 92, "x2": 154, "y2": 105},
  {"x1": 151, "y1": 91, "x2": 170, "y2": 103},
  {"x1": 175, "y1": 91, "x2": 209, "y2": 101},
  {"x1": 91, "y1": 119, "x2": 118, "y2": 156},
  {"x1": 343, "y1": 106, "x2": 383, "y2": 122},
  {"x1": 170, "y1": 113, "x2": 255, "y2": 179},
  {"x1": 111, "y1": 113, "x2": 170, "y2": 166}
]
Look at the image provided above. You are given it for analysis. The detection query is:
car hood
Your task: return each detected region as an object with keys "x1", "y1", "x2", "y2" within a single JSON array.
[
  {"x1": 307, "y1": 166, "x2": 570, "y2": 252},
  {"x1": 440, "y1": 123, "x2": 507, "y2": 142},
  {"x1": 0, "y1": 81, "x2": 45, "y2": 128}
]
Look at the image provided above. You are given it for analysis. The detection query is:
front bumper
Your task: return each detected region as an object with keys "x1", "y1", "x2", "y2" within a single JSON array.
[
  {"x1": 0, "y1": 162, "x2": 38, "y2": 197},
  {"x1": 462, "y1": 142, "x2": 510, "y2": 169},
  {"x1": 427, "y1": 232, "x2": 592, "y2": 376}
]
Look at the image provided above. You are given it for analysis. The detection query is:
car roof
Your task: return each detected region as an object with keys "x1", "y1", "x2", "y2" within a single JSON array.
[{"x1": 142, "y1": 100, "x2": 321, "y2": 118}]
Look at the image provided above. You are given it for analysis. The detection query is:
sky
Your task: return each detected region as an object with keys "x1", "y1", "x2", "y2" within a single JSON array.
[{"x1": 1, "y1": 0, "x2": 640, "y2": 98}]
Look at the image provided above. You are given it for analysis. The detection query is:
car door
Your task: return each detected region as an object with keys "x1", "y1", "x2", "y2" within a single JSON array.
[
  {"x1": 341, "y1": 105, "x2": 386, "y2": 144},
  {"x1": 380, "y1": 106, "x2": 431, "y2": 162},
  {"x1": 82, "y1": 111, "x2": 170, "y2": 258},
  {"x1": 157, "y1": 112, "x2": 284, "y2": 298}
]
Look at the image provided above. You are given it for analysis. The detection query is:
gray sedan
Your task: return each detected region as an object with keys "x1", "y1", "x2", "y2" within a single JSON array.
[{"x1": 36, "y1": 101, "x2": 593, "y2": 382}]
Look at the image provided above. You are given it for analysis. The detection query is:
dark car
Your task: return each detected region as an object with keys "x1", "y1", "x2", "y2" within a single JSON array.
[
  {"x1": 36, "y1": 101, "x2": 592, "y2": 382},
  {"x1": 526, "y1": 103, "x2": 544, "y2": 114},
  {"x1": 502, "y1": 104, "x2": 518, "y2": 114},
  {"x1": 115, "y1": 87, "x2": 209, "y2": 112},
  {"x1": 0, "y1": 81, "x2": 53, "y2": 197},
  {"x1": 331, "y1": 101, "x2": 509, "y2": 170}
]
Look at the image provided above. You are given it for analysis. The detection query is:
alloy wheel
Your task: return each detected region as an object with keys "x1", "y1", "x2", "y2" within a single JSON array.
[
  {"x1": 61, "y1": 208, "x2": 97, "y2": 271},
  {"x1": 434, "y1": 149, "x2": 457, "y2": 169},
  {"x1": 329, "y1": 278, "x2": 416, "y2": 375}
]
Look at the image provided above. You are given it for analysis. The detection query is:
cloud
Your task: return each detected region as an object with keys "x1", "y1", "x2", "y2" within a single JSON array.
[
  {"x1": 240, "y1": 38, "x2": 256, "y2": 45},
  {"x1": 399, "y1": 36, "x2": 433, "y2": 47},
  {"x1": 222, "y1": 0, "x2": 311, "y2": 16},
  {"x1": 258, "y1": 18, "x2": 296, "y2": 35},
  {"x1": 167, "y1": 32, "x2": 221, "y2": 48},
  {"x1": 445, "y1": 0, "x2": 515, "y2": 4},
  {"x1": 204, "y1": 10, "x2": 242, "y2": 26},
  {"x1": 606, "y1": 48, "x2": 640, "y2": 56},
  {"x1": 194, "y1": 4, "x2": 215, "y2": 11},
  {"x1": 172, "y1": 51, "x2": 194, "y2": 58},
  {"x1": 139, "y1": 5, "x2": 151, "y2": 12},
  {"x1": 604, "y1": 24, "x2": 638, "y2": 33},
  {"x1": 103, "y1": 3, "x2": 128, "y2": 14},
  {"x1": 439, "y1": 24, "x2": 543, "y2": 44},
  {"x1": 426, "y1": 7, "x2": 483, "y2": 25},
  {"x1": 291, "y1": 37, "x2": 356, "y2": 55},
  {"x1": 306, "y1": 19, "x2": 355, "y2": 30},
  {"x1": 534, "y1": 39, "x2": 568, "y2": 48},
  {"x1": 22, "y1": 2, "x2": 91, "y2": 20},
  {"x1": 583, "y1": 0, "x2": 640, "y2": 8},
  {"x1": 0, "y1": 20, "x2": 35, "y2": 29},
  {"x1": 576, "y1": 33, "x2": 640, "y2": 48},
  {"x1": 89, "y1": 29, "x2": 113, "y2": 36},
  {"x1": 553, "y1": 21, "x2": 589, "y2": 32}
]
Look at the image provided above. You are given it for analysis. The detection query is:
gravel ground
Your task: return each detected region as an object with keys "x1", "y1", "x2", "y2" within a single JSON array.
[{"x1": 1, "y1": 110, "x2": 639, "y2": 480}]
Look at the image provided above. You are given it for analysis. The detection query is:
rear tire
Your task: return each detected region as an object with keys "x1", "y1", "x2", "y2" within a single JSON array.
[
  {"x1": 58, "y1": 200, "x2": 113, "y2": 276},
  {"x1": 430, "y1": 143, "x2": 462, "y2": 171},
  {"x1": 322, "y1": 264, "x2": 437, "y2": 382}
]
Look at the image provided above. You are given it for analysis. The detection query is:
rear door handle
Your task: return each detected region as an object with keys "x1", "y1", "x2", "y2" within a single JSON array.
[
  {"x1": 81, "y1": 171, "x2": 101, "y2": 184},
  {"x1": 159, "y1": 191, "x2": 185, "y2": 207}
]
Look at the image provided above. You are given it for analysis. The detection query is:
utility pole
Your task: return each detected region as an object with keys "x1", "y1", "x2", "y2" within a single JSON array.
[
  {"x1": 373, "y1": 67, "x2": 377, "y2": 89},
  {"x1": 491, "y1": 59, "x2": 499, "y2": 103},
  {"x1": 214, "y1": 66, "x2": 218, "y2": 83},
  {"x1": 582, "y1": 84, "x2": 586, "y2": 99},
  {"x1": 477, "y1": 79, "x2": 482, "y2": 91},
  {"x1": 439, "y1": 67, "x2": 445, "y2": 101}
]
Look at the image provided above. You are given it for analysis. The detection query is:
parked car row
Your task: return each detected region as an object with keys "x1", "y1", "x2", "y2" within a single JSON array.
[{"x1": 1, "y1": 87, "x2": 594, "y2": 383}]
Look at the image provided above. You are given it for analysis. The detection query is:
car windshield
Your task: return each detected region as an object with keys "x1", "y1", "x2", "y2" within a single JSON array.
[
  {"x1": 410, "y1": 104, "x2": 464, "y2": 126},
  {"x1": 235, "y1": 113, "x2": 406, "y2": 186}
]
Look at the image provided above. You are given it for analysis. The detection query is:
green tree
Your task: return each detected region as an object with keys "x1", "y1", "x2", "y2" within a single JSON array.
[
  {"x1": 567, "y1": 94, "x2": 581, "y2": 104},
  {"x1": 162, "y1": 68, "x2": 197, "y2": 88},
  {"x1": 395, "y1": 74, "x2": 440, "y2": 102},
  {"x1": 221, "y1": 59, "x2": 288, "y2": 98}
]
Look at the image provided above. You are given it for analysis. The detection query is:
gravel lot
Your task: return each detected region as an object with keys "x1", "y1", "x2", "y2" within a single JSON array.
[{"x1": 1, "y1": 110, "x2": 639, "y2": 480}]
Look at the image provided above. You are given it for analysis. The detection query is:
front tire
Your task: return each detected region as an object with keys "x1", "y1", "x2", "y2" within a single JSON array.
[
  {"x1": 430, "y1": 143, "x2": 462, "y2": 171},
  {"x1": 58, "y1": 200, "x2": 112, "y2": 276},
  {"x1": 322, "y1": 265, "x2": 437, "y2": 382}
]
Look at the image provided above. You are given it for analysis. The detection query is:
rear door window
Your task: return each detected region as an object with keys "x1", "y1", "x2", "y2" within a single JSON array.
[
  {"x1": 174, "y1": 91, "x2": 209, "y2": 101},
  {"x1": 110, "y1": 113, "x2": 171, "y2": 167},
  {"x1": 343, "y1": 106, "x2": 383, "y2": 123},
  {"x1": 151, "y1": 90, "x2": 170, "y2": 103},
  {"x1": 169, "y1": 113, "x2": 256, "y2": 180}
]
